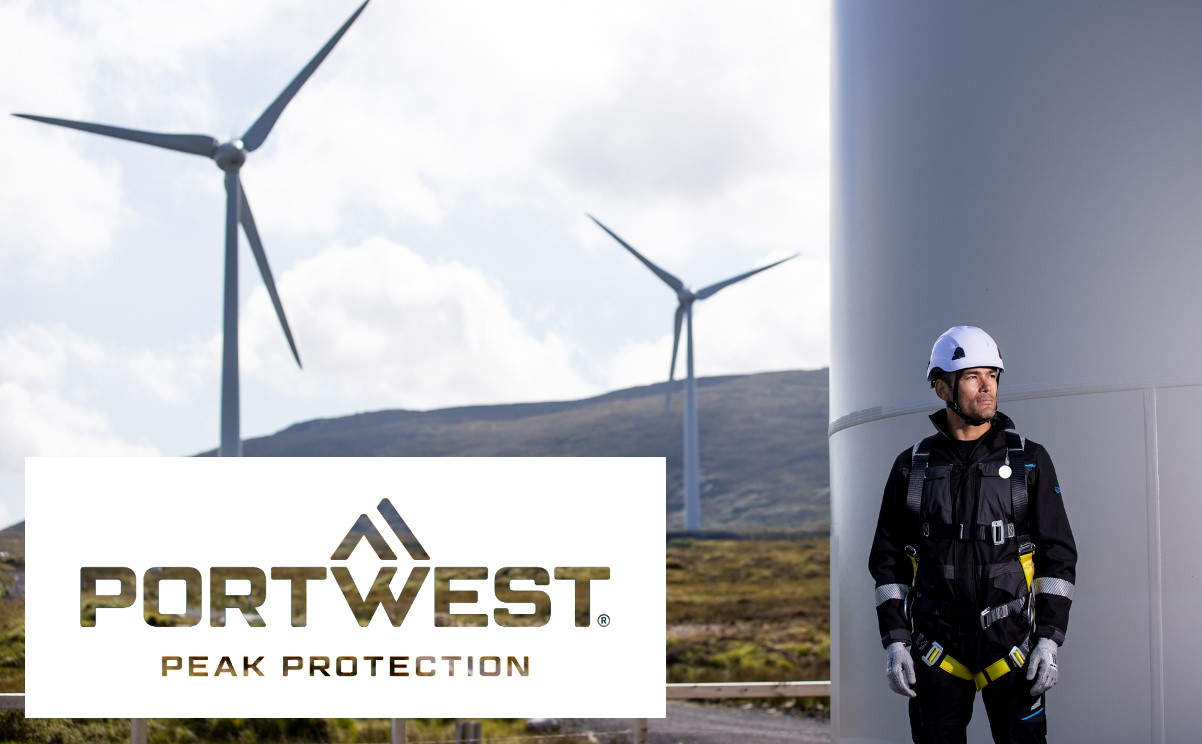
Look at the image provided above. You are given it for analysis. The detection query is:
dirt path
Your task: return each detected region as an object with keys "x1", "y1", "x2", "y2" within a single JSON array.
[{"x1": 561, "y1": 701, "x2": 830, "y2": 743}]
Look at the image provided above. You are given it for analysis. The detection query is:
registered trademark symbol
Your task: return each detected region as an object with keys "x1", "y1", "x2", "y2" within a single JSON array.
[{"x1": 597, "y1": 614, "x2": 611, "y2": 627}]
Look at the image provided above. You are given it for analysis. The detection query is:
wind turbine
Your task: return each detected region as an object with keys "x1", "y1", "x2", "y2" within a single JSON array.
[
  {"x1": 589, "y1": 214, "x2": 797, "y2": 532},
  {"x1": 13, "y1": 1, "x2": 371, "y2": 457}
]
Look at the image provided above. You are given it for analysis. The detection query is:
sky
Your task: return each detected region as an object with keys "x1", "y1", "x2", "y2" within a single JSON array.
[{"x1": 0, "y1": 0, "x2": 830, "y2": 527}]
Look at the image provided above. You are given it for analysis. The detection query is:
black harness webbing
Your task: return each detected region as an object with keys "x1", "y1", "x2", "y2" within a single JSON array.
[
  {"x1": 1004, "y1": 430, "x2": 1028, "y2": 533},
  {"x1": 903, "y1": 427, "x2": 1035, "y2": 620},
  {"x1": 906, "y1": 441, "x2": 929, "y2": 522},
  {"x1": 923, "y1": 522, "x2": 1016, "y2": 542},
  {"x1": 905, "y1": 430, "x2": 1028, "y2": 539}
]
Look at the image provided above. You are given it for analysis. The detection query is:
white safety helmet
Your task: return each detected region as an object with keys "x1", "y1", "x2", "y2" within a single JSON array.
[{"x1": 926, "y1": 325, "x2": 1004, "y2": 386}]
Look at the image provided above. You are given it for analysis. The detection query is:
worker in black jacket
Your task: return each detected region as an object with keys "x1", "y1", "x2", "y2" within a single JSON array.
[{"x1": 869, "y1": 326, "x2": 1077, "y2": 744}]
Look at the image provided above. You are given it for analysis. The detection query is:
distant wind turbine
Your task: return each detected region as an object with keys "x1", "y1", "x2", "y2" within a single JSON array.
[
  {"x1": 589, "y1": 214, "x2": 797, "y2": 532},
  {"x1": 13, "y1": 1, "x2": 371, "y2": 457}
]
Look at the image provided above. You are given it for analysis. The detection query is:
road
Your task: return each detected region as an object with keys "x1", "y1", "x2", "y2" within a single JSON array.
[{"x1": 561, "y1": 701, "x2": 830, "y2": 743}]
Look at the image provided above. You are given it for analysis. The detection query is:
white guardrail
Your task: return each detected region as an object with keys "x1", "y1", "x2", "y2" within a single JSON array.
[{"x1": 0, "y1": 680, "x2": 832, "y2": 744}]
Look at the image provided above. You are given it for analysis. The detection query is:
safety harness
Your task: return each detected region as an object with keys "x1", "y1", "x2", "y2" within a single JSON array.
[{"x1": 904, "y1": 429, "x2": 1036, "y2": 689}]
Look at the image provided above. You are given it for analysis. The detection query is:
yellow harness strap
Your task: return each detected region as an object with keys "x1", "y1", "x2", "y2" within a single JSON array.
[
  {"x1": 973, "y1": 657, "x2": 1018, "y2": 690},
  {"x1": 1020, "y1": 550, "x2": 1035, "y2": 592},
  {"x1": 938, "y1": 654, "x2": 974, "y2": 682},
  {"x1": 923, "y1": 642, "x2": 1027, "y2": 691}
]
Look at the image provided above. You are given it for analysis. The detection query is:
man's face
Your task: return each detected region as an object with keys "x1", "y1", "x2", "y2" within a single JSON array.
[{"x1": 938, "y1": 367, "x2": 999, "y2": 421}]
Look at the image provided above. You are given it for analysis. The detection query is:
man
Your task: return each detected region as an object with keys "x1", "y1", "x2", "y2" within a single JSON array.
[{"x1": 868, "y1": 326, "x2": 1077, "y2": 744}]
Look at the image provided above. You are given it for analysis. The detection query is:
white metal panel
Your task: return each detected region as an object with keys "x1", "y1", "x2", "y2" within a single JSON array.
[
  {"x1": 1001, "y1": 392, "x2": 1153, "y2": 743},
  {"x1": 830, "y1": 417, "x2": 925, "y2": 742}
]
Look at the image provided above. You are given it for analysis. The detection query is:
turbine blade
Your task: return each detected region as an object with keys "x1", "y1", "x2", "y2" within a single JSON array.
[
  {"x1": 12, "y1": 113, "x2": 217, "y2": 157},
  {"x1": 241, "y1": 0, "x2": 371, "y2": 152},
  {"x1": 694, "y1": 253, "x2": 799, "y2": 300},
  {"x1": 236, "y1": 177, "x2": 302, "y2": 368},
  {"x1": 664, "y1": 303, "x2": 685, "y2": 417},
  {"x1": 588, "y1": 214, "x2": 685, "y2": 292}
]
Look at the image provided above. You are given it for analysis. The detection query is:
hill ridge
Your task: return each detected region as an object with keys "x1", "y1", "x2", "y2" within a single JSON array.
[{"x1": 231, "y1": 369, "x2": 831, "y2": 532}]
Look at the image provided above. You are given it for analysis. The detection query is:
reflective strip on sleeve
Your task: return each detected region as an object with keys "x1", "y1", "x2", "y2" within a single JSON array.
[
  {"x1": 1032, "y1": 577, "x2": 1075, "y2": 600},
  {"x1": 875, "y1": 583, "x2": 909, "y2": 606}
]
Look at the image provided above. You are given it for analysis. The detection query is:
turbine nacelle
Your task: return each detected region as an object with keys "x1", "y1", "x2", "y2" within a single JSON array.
[{"x1": 214, "y1": 140, "x2": 247, "y2": 171}]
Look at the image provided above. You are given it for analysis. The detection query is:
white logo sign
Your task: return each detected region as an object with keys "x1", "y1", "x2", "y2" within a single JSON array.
[{"x1": 25, "y1": 457, "x2": 666, "y2": 718}]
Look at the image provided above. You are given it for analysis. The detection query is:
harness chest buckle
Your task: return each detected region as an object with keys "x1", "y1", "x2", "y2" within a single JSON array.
[{"x1": 990, "y1": 519, "x2": 1005, "y2": 545}]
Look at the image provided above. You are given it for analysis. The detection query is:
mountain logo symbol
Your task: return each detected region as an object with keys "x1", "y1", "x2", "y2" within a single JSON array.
[{"x1": 330, "y1": 498, "x2": 429, "y2": 561}]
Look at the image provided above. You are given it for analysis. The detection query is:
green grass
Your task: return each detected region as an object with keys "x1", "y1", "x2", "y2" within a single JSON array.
[
  {"x1": 0, "y1": 716, "x2": 590, "y2": 744},
  {"x1": 666, "y1": 536, "x2": 829, "y2": 686},
  {"x1": 0, "y1": 523, "x2": 23, "y2": 693},
  {"x1": 0, "y1": 598, "x2": 21, "y2": 692}
]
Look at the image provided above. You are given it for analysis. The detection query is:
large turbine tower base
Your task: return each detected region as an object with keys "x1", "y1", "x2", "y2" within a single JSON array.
[{"x1": 833, "y1": 3, "x2": 1202, "y2": 740}]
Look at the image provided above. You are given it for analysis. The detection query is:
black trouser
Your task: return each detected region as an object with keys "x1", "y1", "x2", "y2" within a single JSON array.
[{"x1": 907, "y1": 644, "x2": 1047, "y2": 744}]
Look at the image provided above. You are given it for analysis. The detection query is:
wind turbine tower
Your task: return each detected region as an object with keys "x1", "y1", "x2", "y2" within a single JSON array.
[
  {"x1": 590, "y1": 215, "x2": 797, "y2": 532},
  {"x1": 13, "y1": 1, "x2": 372, "y2": 457}
]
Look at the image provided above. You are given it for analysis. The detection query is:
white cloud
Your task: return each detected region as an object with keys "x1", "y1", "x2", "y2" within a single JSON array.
[
  {"x1": 0, "y1": 123, "x2": 130, "y2": 279},
  {"x1": 602, "y1": 336, "x2": 677, "y2": 393},
  {"x1": 0, "y1": 322, "x2": 191, "y2": 523},
  {"x1": 0, "y1": 324, "x2": 104, "y2": 388},
  {"x1": 0, "y1": 384, "x2": 157, "y2": 469},
  {"x1": 0, "y1": 382, "x2": 158, "y2": 527},
  {"x1": 246, "y1": 88, "x2": 449, "y2": 238},
  {"x1": 126, "y1": 340, "x2": 220, "y2": 405},
  {"x1": 0, "y1": 325, "x2": 165, "y2": 468},
  {"x1": 695, "y1": 252, "x2": 829, "y2": 375},
  {"x1": 0, "y1": 324, "x2": 216, "y2": 408},
  {"x1": 246, "y1": 1, "x2": 828, "y2": 250},
  {"x1": 240, "y1": 238, "x2": 598, "y2": 409}
]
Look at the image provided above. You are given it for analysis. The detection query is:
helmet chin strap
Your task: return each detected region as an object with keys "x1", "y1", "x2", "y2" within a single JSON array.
[{"x1": 948, "y1": 370, "x2": 993, "y2": 427}]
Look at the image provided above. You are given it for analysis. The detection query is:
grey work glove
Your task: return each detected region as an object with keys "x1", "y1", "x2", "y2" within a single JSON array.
[
  {"x1": 1026, "y1": 638, "x2": 1060, "y2": 695},
  {"x1": 885, "y1": 641, "x2": 917, "y2": 698}
]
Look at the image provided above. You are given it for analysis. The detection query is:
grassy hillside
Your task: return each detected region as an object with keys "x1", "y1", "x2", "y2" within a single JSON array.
[
  {"x1": 223, "y1": 369, "x2": 830, "y2": 532},
  {"x1": 0, "y1": 522, "x2": 22, "y2": 692}
]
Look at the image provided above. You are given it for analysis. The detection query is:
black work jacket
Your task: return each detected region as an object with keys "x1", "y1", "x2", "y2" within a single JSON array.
[{"x1": 869, "y1": 410, "x2": 1077, "y2": 650}]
